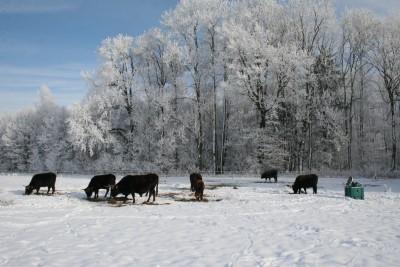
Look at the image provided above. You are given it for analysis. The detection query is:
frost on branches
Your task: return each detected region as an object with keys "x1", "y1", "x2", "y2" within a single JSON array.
[{"x1": 1, "y1": 0, "x2": 400, "y2": 175}]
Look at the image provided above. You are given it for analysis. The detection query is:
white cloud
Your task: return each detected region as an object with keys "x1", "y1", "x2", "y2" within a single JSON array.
[
  {"x1": 0, "y1": 64, "x2": 86, "y2": 81},
  {"x1": 0, "y1": 0, "x2": 77, "y2": 14}
]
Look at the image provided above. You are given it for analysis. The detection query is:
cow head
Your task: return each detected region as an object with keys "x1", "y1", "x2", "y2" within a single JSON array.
[
  {"x1": 292, "y1": 184, "x2": 298, "y2": 194},
  {"x1": 83, "y1": 187, "x2": 93, "y2": 198},
  {"x1": 110, "y1": 185, "x2": 119, "y2": 198},
  {"x1": 25, "y1": 185, "x2": 34, "y2": 195}
]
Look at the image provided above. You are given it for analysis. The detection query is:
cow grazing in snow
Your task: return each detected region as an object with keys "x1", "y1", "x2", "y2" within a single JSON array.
[
  {"x1": 84, "y1": 174, "x2": 116, "y2": 199},
  {"x1": 25, "y1": 172, "x2": 57, "y2": 195},
  {"x1": 194, "y1": 179, "x2": 205, "y2": 201},
  {"x1": 190, "y1": 173, "x2": 203, "y2": 192},
  {"x1": 261, "y1": 169, "x2": 278, "y2": 183},
  {"x1": 111, "y1": 173, "x2": 159, "y2": 203},
  {"x1": 292, "y1": 174, "x2": 318, "y2": 194}
]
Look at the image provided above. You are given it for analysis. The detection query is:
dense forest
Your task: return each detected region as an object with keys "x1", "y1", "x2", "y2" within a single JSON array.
[{"x1": 1, "y1": 0, "x2": 400, "y2": 176}]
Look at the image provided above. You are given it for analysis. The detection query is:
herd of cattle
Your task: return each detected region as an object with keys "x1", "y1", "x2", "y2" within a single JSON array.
[{"x1": 24, "y1": 170, "x2": 319, "y2": 202}]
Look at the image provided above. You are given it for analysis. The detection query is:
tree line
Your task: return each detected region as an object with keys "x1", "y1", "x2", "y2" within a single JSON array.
[{"x1": 1, "y1": 0, "x2": 400, "y2": 176}]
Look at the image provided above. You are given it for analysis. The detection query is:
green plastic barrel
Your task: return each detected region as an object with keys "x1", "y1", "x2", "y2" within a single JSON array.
[{"x1": 345, "y1": 186, "x2": 364, "y2": 200}]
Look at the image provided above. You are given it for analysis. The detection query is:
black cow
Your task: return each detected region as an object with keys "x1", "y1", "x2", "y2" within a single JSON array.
[
  {"x1": 25, "y1": 172, "x2": 57, "y2": 195},
  {"x1": 84, "y1": 174, "x2": 116, "y2": 199},
  {"x1": 111, "y1": 173, "x2": 159, "y2": 203},
  {"x1": 194, "y1": 179, "x2": 205, "y2": 201},
  {"x1": 261, "y1": 169, "x2": 278, "y2": 183},
  {"x1": 292, "y1": 174, "x2": 318, "y2": 194},
  {"x1": 190, "y1": 173, "x2": 202, "y2": 192}
]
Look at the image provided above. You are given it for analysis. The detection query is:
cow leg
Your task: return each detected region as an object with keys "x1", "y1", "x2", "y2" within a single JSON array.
[
  {"x1": 131, "y1": 193, "x2": 135, "y2": 204},
  {"x1": 146, "y1": 190, "x2": 151, "y2": 202},
  {"x1": 52, "y1": 185, "x2": 55, "y2": 194},
  {"x1": 104, "y1": 188, "x2": 109, "y2": 198},
  {"x1": 47, "y1": 186, "x2": 50, "y2": 194},
  {"x1": 274, "y1": 177, "x2": 277, "y2": 183},
  {"x1": 153, "y1": 188, "x2": 156, "y2": 202},
  {"x1": 313, "y1": 186, "x2": 317, "y2": 194},
  {"x1": 36, "y1": 188, "x2": 40, "y2": 194},
  {"x1": 304, "y1": 188, "x2": 307, "y2": 194}
]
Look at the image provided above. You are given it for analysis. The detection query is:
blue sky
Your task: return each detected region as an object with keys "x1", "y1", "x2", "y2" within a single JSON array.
[
  {"x1": 0, "y1": 0, "x2": 178, "y2": 112},
  {"x1": 0, "y1": 0, "x2": 399, "y2": 112}
]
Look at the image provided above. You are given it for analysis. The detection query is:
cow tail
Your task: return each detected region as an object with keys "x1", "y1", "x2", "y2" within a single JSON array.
[{"x1": 156, "y1": 180, "x2": 159, "y2": 196}]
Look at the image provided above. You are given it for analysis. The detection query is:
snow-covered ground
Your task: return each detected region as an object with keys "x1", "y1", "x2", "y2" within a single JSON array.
[{"x1": 0, "y1": 174, "x2": 399, "y2": 267}]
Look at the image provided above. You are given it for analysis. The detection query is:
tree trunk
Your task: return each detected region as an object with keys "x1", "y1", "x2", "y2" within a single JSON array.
[
  {"x1": 358, "y1": 66, "x2": 365, "y2": 166},
  {"x1": 197, "y1": 115, "x2": 203, "y2": 171},
  {"x1": 192, "y1": 26, "x2": 203, "y2": 171},
  {"x1": 306, "y1": 80, "x2": 312, "y2": 171},
  {"x1": 195, "y1": 84, "x2": 203, "y2": 171},
  {"x1": 211, "y1": 34, "x2": 217, "y2": 175},
  {"x1": 220, "y1": 64, "x2": 229, "y2": 174},
  {"x1": 347, "y1": 76, "x2": 356, "y2": 170},
  {"x1": 260, "y1": 109, "x2": 267, "y2": 129},
  {"x1": 307, "y1": 118, "x2": 312, "y2": 170},
  {"x1": 257, "y1": 108, "x2": 267, "y2": 167},
  {"x1": 348, "y1": 101, "x2": 353, "y2": 170},
  {"x1": 220, "y1": 97, "x2": 229, "y2": 174},
  {"x1": 173, "y1": 80, "x2": 179, "y2": 172},
  {"x1": 390, "y1": 100, "x2": 397, "y2": 170},
  {"x1": 126, "y1": 106, "x2": 135, "y2": 161}
]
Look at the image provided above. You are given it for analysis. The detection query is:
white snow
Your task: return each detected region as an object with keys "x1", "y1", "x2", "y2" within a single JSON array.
[{"x1": 0, "y1": 174, "x2": 400, "y2": 266}]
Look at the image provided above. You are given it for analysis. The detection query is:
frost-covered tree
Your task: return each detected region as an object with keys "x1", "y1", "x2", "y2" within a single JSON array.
[
  {"x1": 33, "y1": 86, "x2": 70, "y2": 171},
  {"x1": 223, "y1": 0, "x2": 282, "y2": 170},
  {"x1": 338, "y1": 9, "x2": 378, "y2": 169},
  {"x1": 285, "y1": 0, "x2": 343, "y2": 171},
  {"x1": 69, "y1": 35, "x2": 142, "y2": 169},
  {"x1": 1, "y1": 86, "x2": 71, "y2": 172},
  {"x1": 1, "y1": 109, "x2": 35, "y2": 171},
  {"x1": 163, "y1": 0, "x2": 216, "y2": 170},
  {"x1": 135, "y1": 28, "x2": 189, "y2": 173},
  {"x1": 371, "y1": 16, "x2": 400, "y2": 170}
]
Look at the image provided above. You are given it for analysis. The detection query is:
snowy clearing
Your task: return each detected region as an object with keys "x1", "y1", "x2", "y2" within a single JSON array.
[{"x1": 0, "y1": 174, "x2": 400, "y2": 267}]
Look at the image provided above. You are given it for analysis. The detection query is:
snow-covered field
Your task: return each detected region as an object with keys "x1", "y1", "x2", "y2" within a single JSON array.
[{"x1": 0, "y1": 174, "x2": 399, "y2": 267}]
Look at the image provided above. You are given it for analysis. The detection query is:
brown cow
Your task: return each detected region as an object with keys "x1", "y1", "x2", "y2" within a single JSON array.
[
  {"x1": 190, "y1": 173, "x2": 202, "y2": 192},
  {"x1": 194, "y1": 179, "x2": 205, "y2": 201}
]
